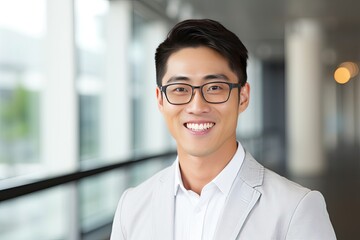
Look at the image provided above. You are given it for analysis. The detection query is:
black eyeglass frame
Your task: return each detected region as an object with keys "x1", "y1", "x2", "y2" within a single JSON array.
[{"x1": 159, "y1": 81, "x2": 242, "y2": 105}]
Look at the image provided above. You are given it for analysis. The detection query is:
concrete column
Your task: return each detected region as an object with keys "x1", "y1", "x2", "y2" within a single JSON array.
[
  {"x1": 43, "y1": 1, "x2": 79, "y2": 239},
  {"x1": 100, "y1": 1, "x2": 132, "y2": 162},
  {"x1": 285, "y1": 19, "x2": 325, "y2": 176},
  {"x1": 42, "y1": 0, "x2": 77, "y2": 173}
]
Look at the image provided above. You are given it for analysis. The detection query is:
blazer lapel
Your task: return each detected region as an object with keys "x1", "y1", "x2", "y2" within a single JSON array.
[
  {"x1": 152, "y1": 163, "x2": 176, "y2": 240},
  {"x1": 213, "y1": 152, "x2": 264, "y2": 240}
]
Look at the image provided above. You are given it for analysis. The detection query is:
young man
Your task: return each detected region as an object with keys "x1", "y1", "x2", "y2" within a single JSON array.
[{"x1": 111, "y1": 19, "x2": 336, "y2": 239}]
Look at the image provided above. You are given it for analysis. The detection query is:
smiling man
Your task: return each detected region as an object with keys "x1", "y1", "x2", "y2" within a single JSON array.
[{"x1": 110, "y1": 19, "x2": 336, "y2": 240}]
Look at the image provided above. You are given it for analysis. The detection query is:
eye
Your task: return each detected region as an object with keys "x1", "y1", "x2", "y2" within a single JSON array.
[
  {"x1": 208, "y1": 85, "x2": 222, "y2": 91},
  {"x1": 167, "y1": 84, "x2": 191, "y2": 95},
  {"x1": 206, "y1": 83, "x2": 226, "y2": 92},
  {"x1": 173, "y1": 87, "x2": 188, "y2": 92}
]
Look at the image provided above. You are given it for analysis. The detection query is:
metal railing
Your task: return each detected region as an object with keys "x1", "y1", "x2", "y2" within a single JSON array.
[{"x1": 0, "y1": 150, "x2": 176, "y2": 202}]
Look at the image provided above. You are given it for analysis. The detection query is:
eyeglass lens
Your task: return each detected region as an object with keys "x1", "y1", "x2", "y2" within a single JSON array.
[{"x1": 164, "y1": 82, "x2": 233, "y2": 104}]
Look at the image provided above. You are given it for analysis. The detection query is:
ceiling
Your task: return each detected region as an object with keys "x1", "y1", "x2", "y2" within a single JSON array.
[{"x1": 189, "y1": 0, "x2": 360, "y2": 63}]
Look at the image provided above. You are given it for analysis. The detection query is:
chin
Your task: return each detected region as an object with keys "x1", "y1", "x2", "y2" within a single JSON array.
[{"x1": 179, "y1": 143, "x2": 215, "y2": 158}]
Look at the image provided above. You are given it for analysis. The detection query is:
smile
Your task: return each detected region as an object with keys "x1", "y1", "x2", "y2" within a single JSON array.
[{"x1": 185, "y1": 122, "x2": 215, "y2": 132}]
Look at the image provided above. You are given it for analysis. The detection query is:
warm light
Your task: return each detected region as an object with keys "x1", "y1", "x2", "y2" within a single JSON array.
[
  {"x1": 334, "y1": 61, "x2": 359, "y2": 84},
  {"x1": 334, "y1": 67, "x2": 351, "y2": 84},
  {"x1": 340, "y1": 61, "x2": 359, "y2": 77}
]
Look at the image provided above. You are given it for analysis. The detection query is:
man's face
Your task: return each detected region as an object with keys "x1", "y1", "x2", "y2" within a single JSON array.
[{"x1": 156, "y1": 47, "x2": 249, "y2": 158}]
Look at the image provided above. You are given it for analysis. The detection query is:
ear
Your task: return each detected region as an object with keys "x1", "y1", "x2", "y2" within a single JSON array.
[
  {"x1": 156, "y1": 87, "x2": 164, "y2": 112},
  {"x1": 238, "y1": 82, "x2": 250, "y2": 114}
]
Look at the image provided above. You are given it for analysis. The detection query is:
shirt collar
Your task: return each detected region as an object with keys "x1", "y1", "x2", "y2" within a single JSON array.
[
  {"x1": 173, "y1": 141, "x2": 245, "y2": 197},
  {"x1": 174, "y1": 157, "x2": 182, "y2": 196},
  {"x1": 212, "y1": 142, "x2": 245, "y2": 196}
]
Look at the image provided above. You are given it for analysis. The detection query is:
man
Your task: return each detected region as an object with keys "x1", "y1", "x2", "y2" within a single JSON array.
[{"x1": 111, "y1": 19, "x2": 336, "y2": 239}]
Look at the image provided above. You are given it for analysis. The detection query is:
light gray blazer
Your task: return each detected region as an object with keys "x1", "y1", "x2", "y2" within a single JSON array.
[{"x1": 110, "y1": 152, "x2": 336, "y2": 240}]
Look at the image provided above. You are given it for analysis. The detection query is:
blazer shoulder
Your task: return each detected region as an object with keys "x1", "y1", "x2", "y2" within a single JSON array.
[
  {"x1": 125, "y1": 163, "x2": 174, "y2": 199},
  {"x1": 112, "y1": 164, "x2": 175, "y2": 238},
  {"x1": 263, "y1": 168, "x2": 310, "y2": 195},
  {"x1": 241, "y1": 151, "x2": 310, "y2": 198}
]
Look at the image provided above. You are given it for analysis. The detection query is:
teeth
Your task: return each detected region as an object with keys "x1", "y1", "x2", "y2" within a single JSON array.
[{"x1": 186, "y1": 123, "x2": 215, "y2": 131}]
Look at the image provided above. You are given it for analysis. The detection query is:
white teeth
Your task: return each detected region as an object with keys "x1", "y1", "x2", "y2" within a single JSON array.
[{"x1": 186, "y1": 123, "x2": 215, "y2": 131}]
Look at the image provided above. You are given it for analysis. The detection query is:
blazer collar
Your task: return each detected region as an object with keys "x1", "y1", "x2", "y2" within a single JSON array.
[
  {"x1": 152, "y1": 162, "x2": 176, "y2": 240},
  {"x1": 213, "y1": 151, "x2": 264, "y2": 240},
  {"x1": 151, "y1": 152, "x2": 264, "y2": 240}
]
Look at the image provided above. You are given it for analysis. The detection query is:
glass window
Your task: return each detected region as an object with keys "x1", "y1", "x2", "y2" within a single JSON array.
[
  {"x1": 80, "y1": 169, "x2": 127, "y2": 234},
  {"x1": 76, "y1": 0, "x2": 134, "y2": 166},
  {"x1": 1, "y1": 0, "x2": 177, "y2": 239},
  {"x1": 75, "y1": 0, "x2": 108, "y2": 162},
  {"x1": 131, "y1": 10, "x2": 174, "y2": 155},
  {"x1": 0, "y1": 0, "x2": 45, "y2": 179},
  {"x1": 79, "y1": 157, "x2": 174, "y2": 236},
  {"x1": 0, "y1": 184, "x2": 76, "y2": 240}
]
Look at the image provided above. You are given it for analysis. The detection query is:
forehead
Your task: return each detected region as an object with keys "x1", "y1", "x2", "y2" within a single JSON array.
[
  {"x1": 167, "y1": 46, "x2": 228, "y2": 67},
  {"x1": 163, "y1": 47, "x2": 236, "y2": 83}
]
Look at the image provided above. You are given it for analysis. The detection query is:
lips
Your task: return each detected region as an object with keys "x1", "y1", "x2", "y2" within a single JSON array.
[{"x1": 185, "y1": 122, "x2": 215, "y2": 132}]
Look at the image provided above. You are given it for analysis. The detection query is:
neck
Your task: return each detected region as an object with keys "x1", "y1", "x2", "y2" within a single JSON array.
[{"x1": 178, "y1": 141, "x2": 238, "y2": 195}]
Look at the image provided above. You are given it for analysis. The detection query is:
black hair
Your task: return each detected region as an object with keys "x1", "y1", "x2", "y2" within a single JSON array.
[{"x1": 155, "y1": 19, "x2": 248, "y2": 86}]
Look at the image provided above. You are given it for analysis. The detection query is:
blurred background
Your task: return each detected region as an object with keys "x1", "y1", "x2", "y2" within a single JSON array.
[{"x1": 0, "y1": 0, "x2": 359, "y2": 239}]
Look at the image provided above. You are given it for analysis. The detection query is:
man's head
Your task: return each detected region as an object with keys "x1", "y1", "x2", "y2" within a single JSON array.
[
  {"x1": 155, "y1": 19, "x2": 250, "y2": 159},
  {"x1": 155, "y1": 19, "x2": 248, "y2": 87}
]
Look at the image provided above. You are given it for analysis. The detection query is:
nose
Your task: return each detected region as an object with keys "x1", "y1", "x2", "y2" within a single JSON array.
[{"x1": 185, "y1": 88, "x2": 210, "y2": 114}]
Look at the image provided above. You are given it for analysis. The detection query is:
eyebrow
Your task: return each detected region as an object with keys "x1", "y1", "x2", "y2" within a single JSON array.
[
  {"x1": 203, "y1": 74, "x2": 229, "y2": 81},
  {"x1": 166, "y1": 74, "x2": 230, "y2": 84},
  {"x1": 166, "y1": 76, "x2": 190, "y2": 83}
]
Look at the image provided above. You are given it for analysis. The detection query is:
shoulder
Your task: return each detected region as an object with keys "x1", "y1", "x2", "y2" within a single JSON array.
[
  {"x1": 123, "y1": 164, "x2": 174, "y2": 202},
  {"x1": 259, "y1": 167, "x2": 319, "y2": 217},
  {"x1": 241, "y1": 152, "x2": 312, "y2": 217},
  {"x1": 241, "y1": 152, "x2": 310, "y2": 200},
  {"x1": 285, "y1": 190, "x2": 336, "y2": 239},
  {"x1": 240, "y1": 154, "x2": 336, "y2": 238},
  {"x1": 111, "y1": 164, "x2": 174, "y2": 239},
  {"x1": 262, "y1": 167, "x2": 310, "y2": 198}
]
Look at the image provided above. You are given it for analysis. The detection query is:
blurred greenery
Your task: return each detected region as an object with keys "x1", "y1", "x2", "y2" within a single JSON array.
[
  {"x1": 0, "y1": 84, "x2": 39, "y2": 164},
  {"x1": 0, "y1": 84, "x2": 29, "y2": 140}
]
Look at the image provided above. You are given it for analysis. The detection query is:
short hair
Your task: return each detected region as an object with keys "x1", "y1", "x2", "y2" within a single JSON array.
[{"x1": 155, "y1": 19, "x2": 248, "y2": 86}]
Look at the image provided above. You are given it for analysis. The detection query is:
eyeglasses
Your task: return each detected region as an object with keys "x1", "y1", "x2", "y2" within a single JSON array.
[{"x1": 159, "y1": 81, "x2": 241, "y2": 105}]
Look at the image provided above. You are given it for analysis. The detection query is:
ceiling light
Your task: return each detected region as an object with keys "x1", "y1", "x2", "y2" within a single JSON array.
[{"x1": 334, "y1": 67, "x2": 351, "y2": 84}]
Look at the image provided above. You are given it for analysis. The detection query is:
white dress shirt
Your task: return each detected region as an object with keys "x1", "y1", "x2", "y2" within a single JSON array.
[{"x1": 174, "y1": 143, "x2": 245, "y2": 240}]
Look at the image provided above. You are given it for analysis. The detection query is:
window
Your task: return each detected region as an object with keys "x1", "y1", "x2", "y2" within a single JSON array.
[
  {"x1": 76, "y1": 0, "x2": 134, "y2": 166},
  {"x1": 75, "y1": 0, "x2": 108, "y2": 162},
  {"x1": 0, "y1": 0, "x2": 45, "y2": 180},
  {"x1": 131, "y1": 10, "x2": 174, "y2": 155},
  {"x1": 0, "y1": 184, "x2": 76, "y2": 239},
  {"x1": 1, "y1": 0, "x2": 177, "y2": 239}
]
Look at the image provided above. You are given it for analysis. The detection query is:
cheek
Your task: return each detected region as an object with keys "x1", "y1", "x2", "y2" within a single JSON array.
[
  {"x1": 162, "y1": 106, "x2": 182, "y2": 126},
  {"x1": 219, "y1": 105, "x2": 240, "y2": 126},
  {"x1": 162, "y1": 110, "x2": 184, "y2": 140}
]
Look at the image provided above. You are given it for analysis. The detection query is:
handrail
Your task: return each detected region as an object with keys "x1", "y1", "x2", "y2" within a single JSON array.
[{"x1": 0, "y1": 150, "x2": 176, "y2": 202}]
